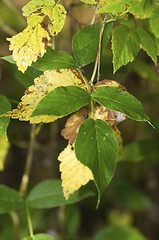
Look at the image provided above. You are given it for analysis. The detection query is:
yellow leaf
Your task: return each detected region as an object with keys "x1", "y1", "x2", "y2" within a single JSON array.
[
  {"x1": 7, "y1": 14, "x2": 51, "y2": 73},
  {"x1": 6, "y1": 69, "x2": 87, "y2": 124},
  {"x1": 44, "y1": 4, "x2": 67, "y2": 36},
  {"x1": 8, "y1": 0, "x2": 66, "y2": 72},
  {"x1": 81, "y1": 0, "x2": 97, "y2": 4},
  {"x1": 112, "y1": 125, "x2": 123, "y2": 155},
  {"x1": 0, "y1": 136, "x2": 10, "y2": 171},
  {"x1": 58, "y1": 144, "x2": 94, "y2": 199}
]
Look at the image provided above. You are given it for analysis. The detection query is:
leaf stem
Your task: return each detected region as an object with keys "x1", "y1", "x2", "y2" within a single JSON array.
[
  {"x1": 90, "y1": 17, "x2": 107, "y2": 85},
  {"x1": 26, "y1": 204, "x2": 34, "y2": 237},
  {"x1": 10, "y1": 211, "x2": 20, "y2": 240},
  {"x1": 19, "y1": 124, "x2": 36, "y2": 197}
]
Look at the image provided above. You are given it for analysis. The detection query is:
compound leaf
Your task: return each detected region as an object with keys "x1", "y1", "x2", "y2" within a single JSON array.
[{"x1": 6, "y1": 70, "x2": 88, "y2": 124}]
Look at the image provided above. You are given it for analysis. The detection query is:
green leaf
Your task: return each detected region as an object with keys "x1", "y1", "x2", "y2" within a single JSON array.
[
  {"x1": 72, "y1": 23, "x2": 101, "y2": 67},
  {"x1": 32, "y1": 48, "x2": 77, "y2": 71},
  {"x1": 135, "y1": 28, "x2": 157, "y2": 64},
  {"x1": 98, "y1": 0, "x2": 127, "y2": 14},
  {"x1": 22, "y1": 234, "x2": 55, "y2": 240},
  {"x1": 0, "y1": 95, "x2": 11, "y2": 138},
  {"x1": 120, "y1": 140, "x2": 159, "y2": 162},
  {"x1": 91, "y1": 86, "x2": 149, "y2": 122},
  {"x1": 128, "y1": 0, "x2": 155, "y2": 19},
  {"x1": 0, "y1": 185, "x2": 24, "y2": 214},
  {"x1": 150, "y1": 8, "x2": 159, "y2": 38},
  {"x1": 1, "y1": 56, "x2": 41, "y2": 87},
  {"x1": 94, "y1": 225, "x2": 147, "y2": 240},
  {"x1": 112, "y1": 25, "x2": 140, "y2": 73},
  {"x1": 26, "y1": 179, "x2": 94, "y2": 209},
  {"x1": 32, "y1": 86, "x2": 90, "y2": 117},
  {"x1": 72, "y1": 22, "x2": 113, "y2": 67},
  {"x1": 75, "y1": 118, "x2": 118, "y2": 199}
]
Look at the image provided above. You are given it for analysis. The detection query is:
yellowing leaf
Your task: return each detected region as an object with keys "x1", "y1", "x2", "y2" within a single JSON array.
[
  {"x1": 81, "y1": 0, "x2": 97, "y2": 4},
  {"x1": 7, "y1": 14, "x2": 51, "y2": 73},
  {"x1": 6, "y1": 69, "x2": 87, "y2": 124},
  {"x1": 0, "y1": 137, "x2": 10, "y2": 171},
  {"x1": 112, "y1": 125, "x2": 123, "y2": 155},
  {"x1": 61, "y1": 108, "x2": 88, "y2": 144},
  {"x1": 58, "y1": 144, "x2": 94, "y2": 199},
  {"x1": 8, "y1": 0, "x2": 66, "y2": 73}
]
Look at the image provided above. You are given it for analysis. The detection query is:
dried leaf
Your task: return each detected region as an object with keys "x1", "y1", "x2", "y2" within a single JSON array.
[
  {"x1": 8, "y1": 0, "x2": 66, "y2": 72},
  {"x1": 58, "y1": 144, "x2": 94, "y2": 199},
  {"x1": 6, "y1": 69, "x2": 87, "y2": 124},
  {"x1": 95, "y1": 79, "x2": 126, "y2": 90},
  {"x1": 61, "y1": 108, "x2": 88, "y2": 144},
  {"x1": 0, "y1": 137, "x2": 10, "y2": 171}
]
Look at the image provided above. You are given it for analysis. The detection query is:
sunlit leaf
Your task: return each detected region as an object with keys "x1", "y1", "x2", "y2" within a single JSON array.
[
  {"x1": 98, "y1": 0, "x2": 127, "y2": 14},
  {"x1": 6, "y1": 70, "x2": 87, "y2": 124},
  {"x1": 150, "y1": 8, "x2": 159, "y2": 38},
  {"x1": 135, "y1": 28, "x2": 157, "y2": 64},
  {"x1": 0, "y1": 137, "x2": 10, "y2": 171},
  {"x1": 128, "y1": 0, "x2": 155, "y2": 19},
  {"x1": 7, "y1": 14, "x2": 51, "y2": 73},
  {"x1": 81, "y1": 0, "x2": 97, "y2": 4},
  {"x1": 112, "y1": 25, "x2": 140, "y2": 73},
  {"x1": 8, "y1": 0, "x2": 66, "y2": 72},
  {"x1": 58, "y1": 144, "x2": 94, "y2": 199}
]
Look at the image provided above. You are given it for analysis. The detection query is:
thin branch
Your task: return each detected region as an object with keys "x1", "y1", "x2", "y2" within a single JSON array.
[
  {"x1": 19, "y1": 124, "x2": 36, "y2": 197},
  {"x1": 90, "y1": 17, "x2": 107, "y2": 85}
]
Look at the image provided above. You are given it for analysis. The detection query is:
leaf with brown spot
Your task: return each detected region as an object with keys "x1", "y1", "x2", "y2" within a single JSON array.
[
  {"x1": 8, "y1": 0, "x2": 66, "y2": 73},
  {"x1": 5, "y1": 69, "x2": 88, "y2": 124}
]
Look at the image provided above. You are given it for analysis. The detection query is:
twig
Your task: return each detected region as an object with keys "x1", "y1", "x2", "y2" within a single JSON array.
[
  {"x1": 90, "y1": 17, "x2": 107, "y2": 85},
  {"x1": 19, "y1": 124, "x2": 36, "y2": 197}
]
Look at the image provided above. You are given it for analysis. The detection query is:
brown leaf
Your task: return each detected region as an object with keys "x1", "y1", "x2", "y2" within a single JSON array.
[{"x1": 61, "y1": 108, "x2": 88, "y2": 144}]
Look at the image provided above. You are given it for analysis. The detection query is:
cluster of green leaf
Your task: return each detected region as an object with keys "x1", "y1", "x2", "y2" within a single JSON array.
[{"x1": 0, "y1": 0, "x2": 159, "y2": 239}]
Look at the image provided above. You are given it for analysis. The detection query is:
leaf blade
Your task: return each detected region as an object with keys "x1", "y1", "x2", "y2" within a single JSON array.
[
  {"x1": 75, "y1": 118, "x2": 118, "y2": 198},
  {"x1": 26, "y1": 179, "x2": 94, "y2": 209},
  {"x1": 92, "y1": 86, "x2": 149, "y2": 122},
  {"x1": 32, "y1": 86, "x2": 91, "y2": 117},
  {"x1": 0, "y1": 185, "x2": 24, "y2": 214},
  {"x1": 112, "y1": 25, "x2": 140, "y2": 73}
]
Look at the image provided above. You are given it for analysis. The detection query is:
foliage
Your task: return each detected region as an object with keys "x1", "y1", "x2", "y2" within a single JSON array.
[{"x1": 0, "y1": 0, "x2": 159, "y2": 239}]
